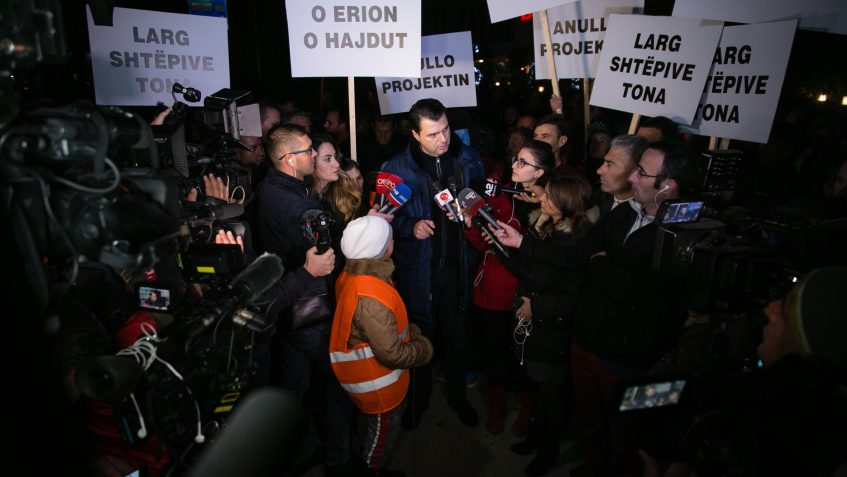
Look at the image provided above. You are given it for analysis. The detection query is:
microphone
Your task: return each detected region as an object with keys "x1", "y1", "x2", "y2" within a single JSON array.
[
  {"x1": 182, "y1": 200, "x2": 245, "y2": 220},
  {"x1": 378, "y1": 183, "x2": 411, "y2": 215},
  {"x1": 457, "y1": 188, "x2": 509, "y2": 257},
  {"x1": 231, "y1": 252, "x2": 284, "y2": 299},
  {"x1": 300, "y1": 209, "x2": 333, "y2": 254},
  {"x1": 375, "y1": 172, "x2": 403, "y2": 208},
  {"x1": 458, "y1": 188, "x2": 501, "y2": 231},
  {"x1": 481, "y1": 178, "x2": 533, "y2": 198},
  {"x1": 432, "y1": 181, "x2": 461, "y2": 223}
]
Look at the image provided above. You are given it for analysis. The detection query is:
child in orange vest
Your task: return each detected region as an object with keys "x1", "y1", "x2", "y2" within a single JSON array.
[{"x1": 329, "y1": 216, "x2": 433, "y2": 476}]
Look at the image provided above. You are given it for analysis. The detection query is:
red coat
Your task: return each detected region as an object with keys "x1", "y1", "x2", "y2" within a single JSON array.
[{"x1": 464, "y1": 188, "x2": 525, "y2": 311}]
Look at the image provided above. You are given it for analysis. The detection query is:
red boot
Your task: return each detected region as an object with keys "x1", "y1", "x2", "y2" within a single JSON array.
[
  {"x1": 511, "y1": 390, "x2": 533, "y2": 438},
  {"x1": 486, "y1": 386, "x2": 507, "y2": 434}
]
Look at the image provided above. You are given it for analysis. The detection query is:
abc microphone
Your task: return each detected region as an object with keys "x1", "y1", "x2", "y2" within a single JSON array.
[
  {"x1": 378, "y1": 183, "x2": 412, "y2": 215},
  {"x1": 457, "y1": 188, "x2": 509, "y2": 258},
  {"x1": 375, "y1": 172, "x2": 403, "y2": 208},
  {"x1": 432, "y1": 181, "x2": 462, "y2": 223}
]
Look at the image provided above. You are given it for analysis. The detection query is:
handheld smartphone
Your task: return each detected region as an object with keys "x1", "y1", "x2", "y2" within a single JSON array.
[
  {"x1": 657, "y1": 199, "x2": 705, "y2": 225},
  {"x1": 618, "y1": 379, "x2": 686, "y2": 412}
]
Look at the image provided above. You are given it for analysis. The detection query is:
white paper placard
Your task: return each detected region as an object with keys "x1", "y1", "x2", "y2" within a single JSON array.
[
  {"x1": 590, "y1": 14, "x2": 723, "y2": 124},
  {"x1": 686, "y1": 21, "x2": 797, "y2": 143},
  {"x1": 374, "y1": 31, "x2": 476, "y2": 115},
  {"x1": 486, "y1": 0, "x2": 578, "y2": 23},
  {"x1": 673, "y1": 0, "x2": 847, "y2": 36},
  {"x1": 86, "y1": 6, "x2": 230, "y2": 106},
  {"x1": 533, "y1": 0, "x2": 643, "y2": 79},
  {"x1": 285, "y1": 0, "x2": 421, "y2": 77}
]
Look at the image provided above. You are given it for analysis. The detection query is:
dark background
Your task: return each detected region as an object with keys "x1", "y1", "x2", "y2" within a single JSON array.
[{"x1": 20, "y1": 0, "x2": 847, "y2": 128}]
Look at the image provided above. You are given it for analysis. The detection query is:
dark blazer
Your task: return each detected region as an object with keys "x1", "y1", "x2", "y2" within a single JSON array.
[{"x1": 517, "y1": 203, "x2": 686, "y2": 370}]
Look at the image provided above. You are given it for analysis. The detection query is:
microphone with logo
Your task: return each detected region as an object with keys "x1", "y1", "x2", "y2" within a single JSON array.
[
  {"x1": 377, "y1": 182, "x2": 412, "y2": 215},
  {"x1": 375, "y1": 172, "x2": 404, "y2": 209},
  {"x1": 480, "y1": 178, "x2": 535, "y2": 198},
  {"x1": 432, "y1": 181, "x2": 462, "y2": 223},
  {"x1": 457, "y1": 188, "x2": 509, "y2": 258}
]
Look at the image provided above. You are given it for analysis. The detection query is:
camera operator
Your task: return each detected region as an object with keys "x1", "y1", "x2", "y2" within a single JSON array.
[
  {"x1": 494, "y1": 139, "x2": 700, "y2": 477},
  {"x1": 641, "y1": 266, "x2": 847, "y2": 477},
  {"x1": 254, "y1": 123, "x2": 339, "y2": 472}
]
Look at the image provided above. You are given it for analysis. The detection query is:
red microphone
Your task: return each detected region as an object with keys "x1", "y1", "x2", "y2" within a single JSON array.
[{"x1": 375, "y1": 172, "x2": 403, "y2": 208}]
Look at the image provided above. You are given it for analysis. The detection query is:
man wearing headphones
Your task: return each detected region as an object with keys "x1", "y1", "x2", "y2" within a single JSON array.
[{"x1": 494, "y1": 139, "x2": 699, "y2": 477}]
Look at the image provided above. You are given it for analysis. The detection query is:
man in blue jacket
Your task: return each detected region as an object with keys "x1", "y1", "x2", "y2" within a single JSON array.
[{"x1": 382, "y1": 98, "x2": 485, "y2": 429}]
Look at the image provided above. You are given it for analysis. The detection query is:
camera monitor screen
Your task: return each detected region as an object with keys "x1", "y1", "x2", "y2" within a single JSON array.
[
  {"x1": 619, "y1": 379, "x2": 686, "y2": 411},
  {"x1": 138, "y1": 285, "x2": 171, "y2": 312},
  {"x1": 658, "y1": 200, "x2": 704, "y2": 225}
]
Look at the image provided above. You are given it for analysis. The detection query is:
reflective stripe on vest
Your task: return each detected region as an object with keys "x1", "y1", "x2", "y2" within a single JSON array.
[
  {"x1": 329, "y1": 327, "x2": 408, "y2": 364},
  {"x1": 339, "y1": 367, "x2": 405, "y2": 394}
]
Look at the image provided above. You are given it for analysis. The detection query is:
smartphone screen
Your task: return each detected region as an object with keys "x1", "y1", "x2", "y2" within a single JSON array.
[{"x1": 619, "y1": 379, "x2": 686, "y2": 411}]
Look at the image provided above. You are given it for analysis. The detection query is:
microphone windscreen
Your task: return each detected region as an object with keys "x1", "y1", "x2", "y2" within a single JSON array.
[
  {"x1": 376, "y1": 172, "x2": 403, "y2": 196},
  {"x1": 457, "y1": 188, "x2": 484, "y2": 215},
  {"x1": 387, "y1": 183, "x2": 411, "y2": 207},
  {"x1": 231, "y1": 253, "x2": 284, "y2": 297}
]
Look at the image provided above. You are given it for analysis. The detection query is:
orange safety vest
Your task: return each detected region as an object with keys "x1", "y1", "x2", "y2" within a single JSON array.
[{"x1": 329, "y1": 270, "x2": 410, "y2": 414}]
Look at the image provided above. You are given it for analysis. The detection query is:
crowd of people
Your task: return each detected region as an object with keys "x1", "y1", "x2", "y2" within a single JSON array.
[{"x1": 60, "y1": 89, "x2": 847, "y2": 477}]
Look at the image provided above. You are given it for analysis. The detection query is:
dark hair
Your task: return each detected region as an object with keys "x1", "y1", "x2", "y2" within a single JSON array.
[
  {"x1": 539, "y1": 174, "x2": 594, "y2": 241},
  {"x1": 409, "y1": 98, "x2": 447, "y2": 132},
  {"x1": 340, "y1": 157, "x2": 361, "y2": 173},
  {"x1": 281, "y1": 110, "x2": 310, "y2": 124},
  {"x1": 640, "y1": 116, "x2": 679, "y2": 140},
  {"x1": 521, "y1": 139, "x2": 557, "y2": 180},
  {"x1": 535, "y1": 113, "x2": 569, "y2": 138},
  {"x1": 325, "y1": 106, "x2": 349, "y2": 125},
  {"x1": 609, "y1": 134, "x2": 649, "y2": 168},
  {"x1": 310, "y1": 133, "x2": 339, "y2": 158},
  {"x1": 650, "y1": 139, "x2": 700, "y2": 195},
  {"x1": 267, "y1": 123, "x2": 309, "y2": 159}
]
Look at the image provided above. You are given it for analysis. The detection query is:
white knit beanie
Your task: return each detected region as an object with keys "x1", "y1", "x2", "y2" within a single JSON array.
[{"x1": 341, "y1": 216, "x2": 392, "y2": 260}]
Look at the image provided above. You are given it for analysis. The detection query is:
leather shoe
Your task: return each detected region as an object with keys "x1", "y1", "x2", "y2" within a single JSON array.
[{"x1": 447, "y1": 398, "x2": 479, "y2": 427}]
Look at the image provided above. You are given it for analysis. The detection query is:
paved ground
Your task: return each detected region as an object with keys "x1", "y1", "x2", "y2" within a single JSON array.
[{"x1": 303, "y1": 374, "x2": 584, "y2": 477}]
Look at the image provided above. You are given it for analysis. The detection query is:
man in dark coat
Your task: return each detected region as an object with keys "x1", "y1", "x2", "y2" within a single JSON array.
[{"x1": 381, "y1": 98, "x2": 485, "y2": 429}]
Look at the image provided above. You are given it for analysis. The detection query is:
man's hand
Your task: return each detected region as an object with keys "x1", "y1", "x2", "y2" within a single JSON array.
[
  {"x1": 493, "y1": 220, "x2": 524, "y2": 248},
  {"x1": 304, "y1": 246, "x2": 335, "y2": 277},
  {"x1": 203, "y1": 173, "x2": 230, "y2": 202},
  {"x1": 413, "y1": 219, "x2": 436, "y2": 240},
  {"x1": 367, "y1": 207, "x2": 395, "y2": 223},
  {"x1": 549, "y1": 94, "x2": 563, "y2": 114},
  {"x1": 515, "y1": 296, "x2": 532, "y2": 321},
  {"x1": 215, "y1": 229, "x2": 244, "y2": 253},
  {"x1": 151, "y1": 107, "x2": 172, "y2": 126}
]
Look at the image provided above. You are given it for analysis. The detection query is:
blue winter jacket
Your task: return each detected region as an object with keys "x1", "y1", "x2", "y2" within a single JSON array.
[{"x1": 381, "y1": 136, "x2": 484, "y2": 323}]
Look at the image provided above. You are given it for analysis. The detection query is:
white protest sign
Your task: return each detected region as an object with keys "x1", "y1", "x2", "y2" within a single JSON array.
[
  {"x1": 487, "y1": 0, "x2": 577, "y2": 23},
  {"x1": 85, "y1": 6, "x2": 230, "y2": 106},
  {"x1": 590, "y1": 14, "x2": 723, "y2": 124},
  {"x1": 285, "y1": 0, "x2": 421, "y2": 77},
  {"x1": 374, "y1": 31, "x2": 476, "y2": 115},
  {"x1": 687, "y1": 21, "x2": 797, "y2": 143},
  {"x1": 673, "y1": 0, "x2": 847, "y2": 36},
  {"x1": 533, "y1": 0, "x2": 643, "y2": 79}
]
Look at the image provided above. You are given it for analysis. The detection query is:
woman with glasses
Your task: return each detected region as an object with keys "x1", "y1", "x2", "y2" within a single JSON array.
[
  {"x1": 503, "y1": 173, "x2": 597, "y2": 476},
  {"x1": 459, "y1": 140, "x2": 555, "y2": 438}
]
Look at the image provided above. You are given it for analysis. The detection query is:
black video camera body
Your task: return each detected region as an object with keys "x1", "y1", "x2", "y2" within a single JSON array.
[{"x1": 301, "y1": 209, "x2": 333, "y2": 254}]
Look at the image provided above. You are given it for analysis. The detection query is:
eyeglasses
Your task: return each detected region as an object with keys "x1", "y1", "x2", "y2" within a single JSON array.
[
  {"x1": 512, "y1": 157, "x2": 542, "y2": 170},
  {"x1": 634, "y1": 165, "x2": 664, "y2": 180},
  {"x1": 280, "y1": 145, "x2": 313, "y2": 159}
]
